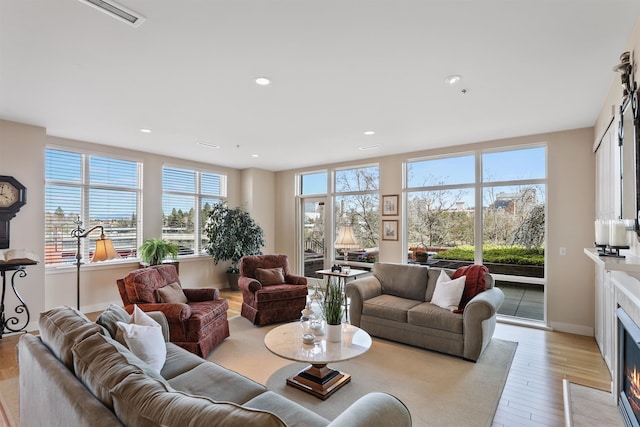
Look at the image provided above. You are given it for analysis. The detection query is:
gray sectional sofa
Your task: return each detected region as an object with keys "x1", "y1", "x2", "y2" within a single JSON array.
[
  {"x1": 346, "y1": 262, "x2": 504, "y2": 361},
  {"x1": 18, "y1": 305, "x2": 411, "y2": 427}
]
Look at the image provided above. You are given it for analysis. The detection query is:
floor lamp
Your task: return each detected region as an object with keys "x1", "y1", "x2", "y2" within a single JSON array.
[
  {"x1": 71, "y1": 217, "x2": 120, "y2": 310},
  {"x1": 335, "y1": 225, "x2": 359, "y2": 263}
]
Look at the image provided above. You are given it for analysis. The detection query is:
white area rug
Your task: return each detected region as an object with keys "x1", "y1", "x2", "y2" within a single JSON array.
[
  {"x1": 209, "y1": 316, "x2": 517, "y2": 427},
  {"x1": 564, "y1": 380, "x2": 623, "y2": 427}
]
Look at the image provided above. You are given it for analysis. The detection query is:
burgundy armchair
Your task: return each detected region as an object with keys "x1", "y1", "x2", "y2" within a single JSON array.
[
  {"x1": 239, "y1": 254, "x2": 308, "y2": 325},
  {"x1": 116, "y1": 264, "x2": 229, "y2": 357}
]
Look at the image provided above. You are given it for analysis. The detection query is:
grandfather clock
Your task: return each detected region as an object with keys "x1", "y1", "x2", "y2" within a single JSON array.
[{"x1": 0, "y1": 176, "x2": 27, "y2": 249}]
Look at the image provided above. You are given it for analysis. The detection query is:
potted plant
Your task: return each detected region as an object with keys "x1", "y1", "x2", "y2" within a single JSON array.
[
  {"x1": 322, "y1": 277, "x2": 344, "y2": 342},
  {"x1": 138, "y1": 238, "x2": 179, "y2": 266},
  {"x1": 204, "y1": 202, "x2": 265, "y2": 290}
]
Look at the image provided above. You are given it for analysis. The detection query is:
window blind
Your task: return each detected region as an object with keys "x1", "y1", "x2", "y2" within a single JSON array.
[{"x1": 45, "y1": 148, "x2": 142, "y2": 265}]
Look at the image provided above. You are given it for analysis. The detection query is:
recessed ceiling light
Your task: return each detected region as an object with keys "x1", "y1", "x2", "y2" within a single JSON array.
[
  {"x1": 358, "y1": 144, "x2": 382, "y2": 151},
  {"x1": 445, "y1": 75, "x2": 462, "y2": 85},
  {"x1": 255, "y1": 77, "x2": 271, "y2": 86},
  {"x1": 140, "y1": 128, "x2": 152, "y2": 133},
  {"x1": 196, "y1": 141, "x2": 220, "y2": 149},
  {"x1": 251, "y1": 154, "x2": 259, "y2": 158},
  {"x1": 363, "y1": 130, "x2": 375, "y2": 136}
]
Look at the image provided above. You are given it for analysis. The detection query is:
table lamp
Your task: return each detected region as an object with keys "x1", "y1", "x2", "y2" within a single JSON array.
[{"x1": 335, "y1": 225, "x2": 359, "y2": 263}]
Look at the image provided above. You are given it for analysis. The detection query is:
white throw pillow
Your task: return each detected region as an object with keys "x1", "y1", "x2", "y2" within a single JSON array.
[
  {"x1": 116, "y1": 305, "x2": 166, "y2": 372},
  {"x1": 430, "y1": 270, "x2": 466, "y2": 311}
]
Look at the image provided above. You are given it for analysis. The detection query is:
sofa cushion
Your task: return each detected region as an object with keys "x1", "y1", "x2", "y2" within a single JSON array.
[
  {"x1": 97, "y1": 304, "x2": 170, "y2": 343},
  {"x1": 161, "y1": 342, "x2": 206, "y2": 380},
  {"x1": 72, "y1": 332, "x2": 170, "y2": 410},
  {"x1": 430, "y1": 270, "x2": 466, "y2": 311},
  {"x1": 111, "y1": 372, "x2": 287, "y2": 427},
  {"x1": 425, "y1": 268, "x2": 442, "y2": 302},
  {"x1": 363, "y1": 294, "x2": 422, "y2": 323},
  {"x1": 244, "y1": 391, "x2": 329, "y2": 427},
  {"x1": 157, "y1": 282, "x2": 188, "y2": 304},
  {"x1": 254, "y1": 284, "x2": 309, "y2": 303},
  {"x1": 407, "y1": 302, "x2": 463, "y2": 334},
  {"x1": 374, "y1": 262, "x2": 429, "y2": 301},
  {"x1": 123, "y1": 268, "x2": 165, "y2": 304},
  {"x1": 116, "y1": 307, "x2": 166, "y2": 373},
  {"x1": 255, "y1": 267, "x2": 286, "y2": 286},
  {"x1": 39, "y1": 305, "x2": 105, "y2": 370},
  {"x1": 168, "y1": 361, "x2": 267, "y2": 405},
  {"x1": 95, "y1": 303, "x2": 130, "y2": 339}
]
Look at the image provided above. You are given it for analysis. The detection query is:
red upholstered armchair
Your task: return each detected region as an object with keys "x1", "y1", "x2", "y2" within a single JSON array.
[
  {"x1": 116, "y1": 264, "x2": 229, "y2": 357},
  {"x1": 239, "y1": 254, "x2": 308, "y2": 325}
]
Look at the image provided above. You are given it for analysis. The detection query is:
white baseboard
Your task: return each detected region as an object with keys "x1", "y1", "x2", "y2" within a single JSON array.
[{"x1": 549, "y1": 321, "x2": 594, "y2": 336}]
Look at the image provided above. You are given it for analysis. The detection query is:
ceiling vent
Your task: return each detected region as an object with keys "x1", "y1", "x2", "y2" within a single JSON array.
[{"x1": 78, "y1": 0, "x2": 145, "y2": 28}]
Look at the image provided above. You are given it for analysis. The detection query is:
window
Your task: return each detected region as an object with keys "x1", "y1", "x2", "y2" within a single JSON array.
[
  {"x1": 406, "y1": 148, "x2": 545, "y2": 271},
  {"x1": 406, "y1": 155, "x2": 476, "y2": 255},
  {"x1": 301, "y1": 171, "x2": 327, "y2": 195},
  {"x1": 162, "y1": 166, "x2": 226, "y2": 255},
  {"x1": 334, "y1": 165, "x2": 379, "y2": 262},
  {"x1": 406, "y1": 146, "x2": 547, "y2": 321},
  {"x1": 45, "y1": 148, "x2": 142, "y2": 265},
  {"x1": 481, "y1": 147, "x2": 546, "y2": 274}
]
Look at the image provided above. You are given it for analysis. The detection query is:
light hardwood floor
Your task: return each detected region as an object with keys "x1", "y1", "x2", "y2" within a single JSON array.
[{"x1": 0, "y1": 290, "x2": 612, "y2": 427}]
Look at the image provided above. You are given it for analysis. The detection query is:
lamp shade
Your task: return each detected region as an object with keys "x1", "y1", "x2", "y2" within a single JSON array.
[
  {"x1": 92, "y1": 238, "x2": 121, "y2": 262},
  {"x1": 335, "y1": 225, "x2": 359, "y2": 249}
]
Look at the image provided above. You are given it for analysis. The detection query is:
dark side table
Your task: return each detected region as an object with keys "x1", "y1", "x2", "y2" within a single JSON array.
[{"x1": 0, "y1": 262, "x2": 35, "y2": 339}]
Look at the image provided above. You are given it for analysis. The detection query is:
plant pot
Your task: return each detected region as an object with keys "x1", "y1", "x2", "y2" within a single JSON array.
[
  {"x1": 326, "y1": 323, "x2": 342, "y2": 343},
  {"x1": 227, "y1": 272, "x2": 240, "y2": 291}
]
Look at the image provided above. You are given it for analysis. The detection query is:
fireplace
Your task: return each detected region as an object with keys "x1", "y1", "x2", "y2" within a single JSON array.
[{"x1": 618, "y1": 307, "x2": 640, "y2": 427}]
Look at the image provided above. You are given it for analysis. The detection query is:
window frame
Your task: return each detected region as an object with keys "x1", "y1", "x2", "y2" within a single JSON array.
[
  {"x1": 404, "y1": 144, "x2": 547, "y2": 278},
  {"x1": 44, "y1": 145, "x2": 143, "y2": 267},
  {"x1": 161, "y1": 164, "x2": 227, "y2": 257}
]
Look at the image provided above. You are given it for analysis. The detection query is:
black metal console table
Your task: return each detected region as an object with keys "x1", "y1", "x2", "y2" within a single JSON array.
[{"x1": 0, "y1": 262, "x2": 34, "y2": 339}]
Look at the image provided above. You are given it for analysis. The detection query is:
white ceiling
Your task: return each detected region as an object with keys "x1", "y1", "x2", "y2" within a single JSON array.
[{"x1": 1, "y1": 0, "x2": 639, "y2": 171}]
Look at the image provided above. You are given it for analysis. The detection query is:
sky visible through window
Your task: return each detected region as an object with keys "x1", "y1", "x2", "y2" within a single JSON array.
[
  {"x1": 45, "y1": 149, "x2": 139, "y2": 219},
  {"x1": 301, "y1": 147, "x2": 545, "y2": 199}
]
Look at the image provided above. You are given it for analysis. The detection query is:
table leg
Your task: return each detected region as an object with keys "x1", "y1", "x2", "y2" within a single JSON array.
[{"x1": 286, "y1": 363, "x2": 352, "y2": 400}]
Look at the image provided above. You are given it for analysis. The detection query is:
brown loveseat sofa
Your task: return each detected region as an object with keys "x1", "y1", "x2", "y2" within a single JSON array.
[
  {"x1": 346, "y1": 262, "x2": 504, "y2": 361},
  {"x1": 18, "y1": 305, "x2": 412, "y2": 427}
]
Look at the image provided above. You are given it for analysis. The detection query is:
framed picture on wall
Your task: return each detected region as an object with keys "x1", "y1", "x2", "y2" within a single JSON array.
[
  {"x1": 382, "y1": 194, "x2": 399, "y2": 216},
  {"x1": 382, "y1": 220, "x2": 398, "y2": 241}
]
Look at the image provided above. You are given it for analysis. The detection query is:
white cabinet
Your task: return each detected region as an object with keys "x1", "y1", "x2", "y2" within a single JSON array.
[{"x1": 594, "y1": 264, "x2": 615, "y2": 374}]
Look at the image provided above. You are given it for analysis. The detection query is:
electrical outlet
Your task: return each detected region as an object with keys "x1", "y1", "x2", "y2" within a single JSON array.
[{"x1": 559, "y1": 247, "x2": 567, "y2": 256}]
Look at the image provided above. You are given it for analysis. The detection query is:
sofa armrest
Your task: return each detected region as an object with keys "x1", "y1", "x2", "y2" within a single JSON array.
[
  {"x1": 183, "y1": 287, "x2": 220, "y2": 302},
  {"x1": 126, "y1": 303, "x2": 192, "y2": 322},
  {"x1": 238, "y1": 276, "x2": 262, "y2": 293},
  {"x1": 345, "y1": 276, "x2": 382, "y2": 327},
  {"x1": 462, "y1": 287, "x2": 504, "y2": 361},
  {"x1": 327, "y1": 392, "x2": 411, "y2": 427},
  {"x1": 285, "y1": 273, "x2": 307, "y2": 286}
]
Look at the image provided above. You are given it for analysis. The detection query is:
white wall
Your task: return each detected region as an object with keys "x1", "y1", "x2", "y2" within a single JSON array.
[
  {"x1": 275, "y1": 128, "x2": 596, "y2": 335},
  {"x1": 0, "y1": 119, "x2": 47, "y2": 331},
  {"x1": 241, "y1": 168, "x2": 276, "y2": 255}
]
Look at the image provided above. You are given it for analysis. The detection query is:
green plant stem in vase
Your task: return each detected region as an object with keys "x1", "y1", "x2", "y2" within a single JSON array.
[{"x1": 322, "y1": 277, "x2": 344, "y2": 326}]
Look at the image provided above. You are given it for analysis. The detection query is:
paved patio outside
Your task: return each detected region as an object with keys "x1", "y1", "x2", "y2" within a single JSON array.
[{"x1": 496, "y1": 281, "x2": 544, "y2": 321}]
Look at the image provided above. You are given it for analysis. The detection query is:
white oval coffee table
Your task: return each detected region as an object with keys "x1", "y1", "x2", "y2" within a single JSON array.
[{"x1": 264, "y1": 322, "x2": 372, "y2": 400}]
